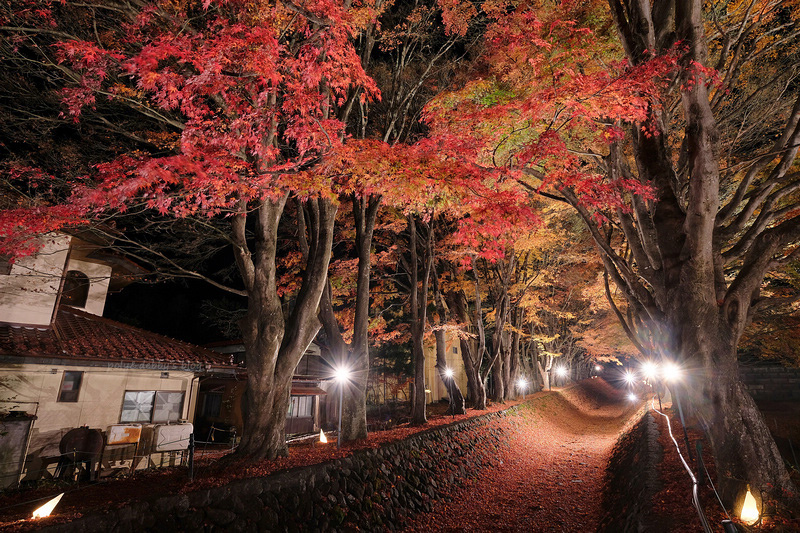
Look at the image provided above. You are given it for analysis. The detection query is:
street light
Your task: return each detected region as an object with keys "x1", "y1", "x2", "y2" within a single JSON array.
[
  {"x1": 444, "y1": 368, "x2": 455, "y2": 419},
  {"x1": 517, "y1": 377, "x2": 528, "y2": 400},
  {"x1": 641, "y1": 361, "x2": 658, "y2": 381},
  {"x1": 334, "y1": 366, "x2": 351, "y2": 449},
  {"x1": 662, "y1": 362, "x2": 682, "y2": 383},
  {"x1": 555, "y1": 366, "x2": 568, "y2": 386},
  {"x1": 623, "y1": 370, "x2": 636, "y2": 386}
]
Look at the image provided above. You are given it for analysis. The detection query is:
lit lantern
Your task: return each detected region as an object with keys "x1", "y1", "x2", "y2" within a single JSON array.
[
  {"x1": 32, "y1": 493, "x2": 64, "y2": 519},
  {"x1": 319, "y1": 429, "x2": 327, "y2": 444},
  {"x1": 740, "y1": 486, "x2": 759, "y2": 525}
]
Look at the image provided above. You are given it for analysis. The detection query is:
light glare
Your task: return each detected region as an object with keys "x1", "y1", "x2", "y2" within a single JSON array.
[
  {"x1": 319, "y1": 429, "x2": 327, "y2": 443},
  {"x1": 444, "y1": 367, "x2": 454, "y2": 379},
  {"x1": 334, "y1": 366, "x2": 351, "y2": 383},
  {"x1": 627, "y1": 393, "x2": 638, "y2": 402},
  {"x1": 662, "y1": 362, "x2": 682, "y2": 382},
  {"x1": 641, "y1": 361, "x2": 658, "y2": 380},
  {"x1": 32, "y1": 493, "x2": 63, "y2": 519},
  {"x1": 624, "y1": 370, "x2": 636, "y2": 385},
  {"x1": 516, "y1": 378, "x2": 528, "y2": 390},
  {"x1": 555, "y1": 367, "x2": 568, "y2": 377},
  {"x1": 740, "y1": 487, "x2": 759, "y2": 524}
]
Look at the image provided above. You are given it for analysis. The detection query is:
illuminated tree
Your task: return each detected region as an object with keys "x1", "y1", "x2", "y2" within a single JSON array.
[
  {"x1": 425, "y1": 0, "x2": 800, "y2": 506},
  {"x1": 0, "y1": 0, "x2": 378, "y2": 460}
]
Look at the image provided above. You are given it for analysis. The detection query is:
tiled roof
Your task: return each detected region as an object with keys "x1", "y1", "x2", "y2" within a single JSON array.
[{"x1": 0, "y1": 306, "x2": 234, "y2": 368}]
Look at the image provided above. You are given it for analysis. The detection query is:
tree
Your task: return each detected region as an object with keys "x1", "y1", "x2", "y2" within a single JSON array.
[
  {"x1": 425, "y1": 0, "x2": 800, "y2": 507},
  {"x1": 0, "y1": 0, "x2": 378, "y2": 460},
  {"x1": 314, "y1": 0, "x2": 479, "y2": 440}
]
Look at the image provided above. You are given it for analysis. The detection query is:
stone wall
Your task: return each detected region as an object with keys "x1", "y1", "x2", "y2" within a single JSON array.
[
  {"x1": 40, "y1": 410, "x2": 517, "y2": 532},
  {"x1": 739, "y1": 365, "x2": 800, "y2": 402},
  {"x1": 597, "y1": 411, "x2": 660, "y2": 533}
]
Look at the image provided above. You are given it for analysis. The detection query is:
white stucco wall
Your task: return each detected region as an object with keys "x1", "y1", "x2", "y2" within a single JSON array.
[{"x1": 0, "y1": 234, "x2": 71, "y2": 326}]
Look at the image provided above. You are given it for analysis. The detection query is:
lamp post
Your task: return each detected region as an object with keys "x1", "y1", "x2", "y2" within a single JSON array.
[
  {"x1": 516, "y1": 377, "x2": 528, "y2": 400},
  {"x1": 335, "y1": 366, "x2": 351, "y2": 450},
  {"x1": 555, "y1": 366, "x2": 568, "y2": 387},
  {"x1": 444, "y1": 367, "x2": 455, "y2": 419}
]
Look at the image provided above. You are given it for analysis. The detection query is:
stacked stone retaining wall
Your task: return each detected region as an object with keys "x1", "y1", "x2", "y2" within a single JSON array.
[
  {"x1": 740, "y1": 365, "x2": 800, "y2": 401},
  {"x1": 597, "y1": 411, "x2": 660, "y2": 533},
  {"x1": 39, "y1": 409, "x2": 517, "y2": 532}
]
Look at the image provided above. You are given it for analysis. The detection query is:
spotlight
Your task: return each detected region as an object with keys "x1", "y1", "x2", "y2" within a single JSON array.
[
  {"x1": 662, "y1": 362, "x2": 682, "y2": 382},
  {"x1": 641, "y1": 361, "x2": 658, "y2": 380}
]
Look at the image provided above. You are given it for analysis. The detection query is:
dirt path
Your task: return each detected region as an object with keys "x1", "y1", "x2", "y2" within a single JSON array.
[{"x1": 405, "y1": 378, "x2": 643, "y2": 532}]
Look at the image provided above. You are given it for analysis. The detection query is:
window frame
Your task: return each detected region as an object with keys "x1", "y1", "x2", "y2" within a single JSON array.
[
  {"x1": 62, "y1": 270, "x2": 90, "y2": 308},
  {"x1": 287, "y1": 395, "x2": 313, "y2": 418},
  {"x1": 119, "y1": 390, "x2": 185, "y2": 423},
  {"x1": 57, "y1": 371, "x2": 83, "y2": 402}
]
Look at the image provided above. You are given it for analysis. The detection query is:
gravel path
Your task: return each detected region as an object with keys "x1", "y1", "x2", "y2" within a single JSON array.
[{"x1": 404, "y1": 379, "x2": 643, "y2": 532}]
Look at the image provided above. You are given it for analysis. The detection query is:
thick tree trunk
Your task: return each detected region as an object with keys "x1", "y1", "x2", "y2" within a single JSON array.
[
  {"x1": 536, "y1": 356, "x2": 551, "y2": 392},
  {"x1": 490, "y1": 355, "x2": 505, "y2": 402},
  {"x1": 680, "y1": 322, "x2": 796, "y2": 506},
  {"x1": 458, "y1": 336, "x2": 485, "y2": 408},
  {"x1": 434, "y1": 329, "x2": 466, "y2": 414},
  {"x1": 233, "y1": 196, "x2": 336, "y2": 460}
]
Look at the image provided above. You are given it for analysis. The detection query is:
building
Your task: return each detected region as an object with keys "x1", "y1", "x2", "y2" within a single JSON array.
[
  {"x1": 198, "y1": 341, "x2": 330, "y2": 440},
  {"x1": 0, "y1": 234, "x2": 236, "y2": 487},
  {"x1": 423, "y1": 332, "x2": 469, "y2": 402}
]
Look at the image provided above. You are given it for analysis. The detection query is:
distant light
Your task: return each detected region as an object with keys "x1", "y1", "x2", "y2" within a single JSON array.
[
  {"x1": 516, "y1": 378, "x2": 528, "y2": 390},
  {"x1": 444, "y1": 367, "x2": 454, "y2": 379},
  {"x1": 627, "y1": 393, "x2": 638, "y2": 402},
  {"x1": 662, "y1": 362, "x2": 682, "y2": 382},
  {"x1": 32, "y1": 493, "x2": 63, "y2": 519},
  {"x1": 334, "y1": 366, "x2": 351, "y2": 383},
  {"x1": 740, "y1": 486, "x2": 759, "y2": 524},
  {"x1": 623, "y1": 370, "x2": 636, "y2": 385},
  {"x1": 555, "y1": 367, "x2": 568, "y2": 378},
  {"x1": 319, "y1": 429, "x2": 327, "y2": 443},
  {"x1": 641, "y1": 361, "x2": 658, "y2": 380},
  {"x1": 594, "y1": 365, "x2": 602, "y2": 372}
]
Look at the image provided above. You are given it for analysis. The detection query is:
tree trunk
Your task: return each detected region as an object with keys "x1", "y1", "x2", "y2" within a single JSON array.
[
  {"x1": 408, "y1": 215, "x2": 432, "y2": 424},
  {"x1": 233, "y1": 196, "x2": 337, "y2": 460},
  {"x1": 491, "y1": 355, "x2": 505, "y2": 402},
  {"x1": 431, "y1": 251, "x2": 466, "y2": 415},
  {"x1": 434, "y1": 329, "x2": 466, "y2": 414},
  {"x1": 318, "y1": 195, "x2": 380, "y2": 442}
]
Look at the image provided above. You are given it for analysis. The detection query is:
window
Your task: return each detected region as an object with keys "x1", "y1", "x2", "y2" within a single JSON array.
[
  {"x1": 0, "y1": 255, "x2": 11, "y2": 275},
  {"x1": 121, "y1": 391, "x2": 155, "y2": 422},
  {"x1": 120, "y1": 391, "x2": 185, "y2": 423},
  {"x1": 62, "y1": 270, "x2": 90, "y2": 307},
  {"x1": 153, "y1": 391, "x2": 184, "y2": 423},
  {"x1": 202, "y1": 392, "x2": 222, "y2": 418},
  {"x1": 287, "y1": 396, "x2": 313, "y2": 418},
  {"x1": 58, "y1": 371, "x2": 83, "y2": 402},
  {"x1": 452, "y1": 346, "x2": 458, "y2": 354}
]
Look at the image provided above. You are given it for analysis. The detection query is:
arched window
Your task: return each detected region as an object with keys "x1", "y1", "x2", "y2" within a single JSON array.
[{"x1": 62, "y1": 270, "x2": 90, "y2": 308}]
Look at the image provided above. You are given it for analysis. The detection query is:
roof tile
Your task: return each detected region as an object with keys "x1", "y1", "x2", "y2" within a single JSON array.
[{"x1": 0, "y1": 306, "x2": 233, "y2": 368}]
